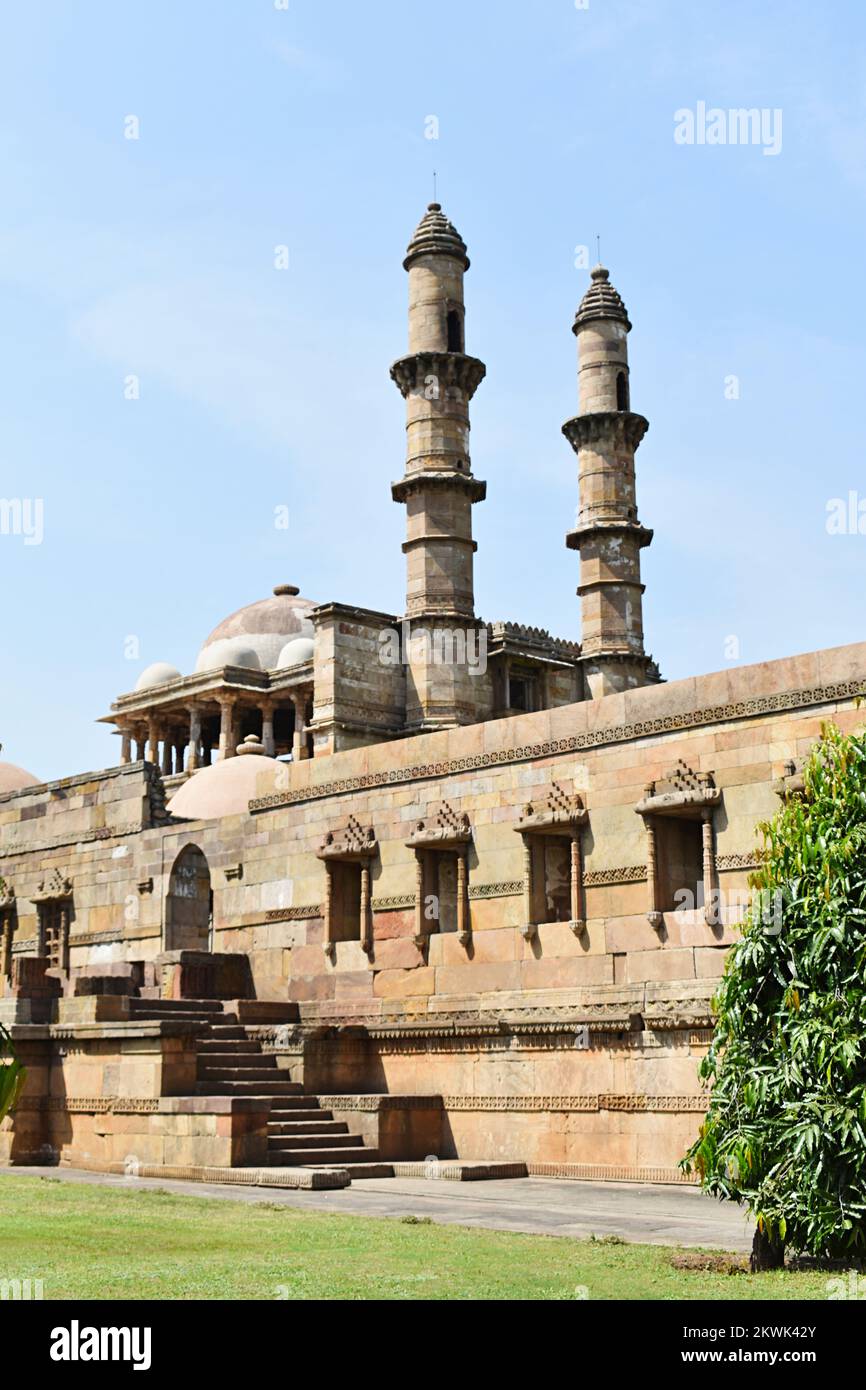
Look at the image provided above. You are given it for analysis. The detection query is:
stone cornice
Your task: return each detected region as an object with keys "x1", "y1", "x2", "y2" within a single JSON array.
[
  {"x1": 250, "y1": 675, "x2": 866, "y2": 812},
  {"x1": 106, "y1": 663, "x2": 313, "y2": 719},
  {"x1": 390, "y1": 352, "x2": 486, "y2": 400}
]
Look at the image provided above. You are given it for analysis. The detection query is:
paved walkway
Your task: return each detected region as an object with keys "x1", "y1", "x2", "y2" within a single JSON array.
[{"x1": 0, "y1": 1166, "x2": 753, "y2": 1251}]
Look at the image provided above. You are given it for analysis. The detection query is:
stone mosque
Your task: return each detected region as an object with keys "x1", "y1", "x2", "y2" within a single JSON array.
[{"x1": 1, "y1": 204, "x2": 863, "y2": 1187}]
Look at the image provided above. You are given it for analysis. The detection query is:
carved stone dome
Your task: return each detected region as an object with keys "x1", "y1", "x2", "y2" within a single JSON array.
[
  {"x1": 196, "y1": 585, "x2": 317, "y2": 673},
  {"x1": 404, "y1": 203, "x2": 470, "y2": 271},
  {"x1": 573, "y1": 265, "x2": 631, "y2": 332}
]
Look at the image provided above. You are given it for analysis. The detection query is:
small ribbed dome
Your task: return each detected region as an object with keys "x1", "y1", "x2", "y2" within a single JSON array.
[
  {"x1": 277, "y1": 637, "x2": 314, "y2": 668},
  {"x1": 195, "y1": 638, "x2": 262, "y2": 674},
  {"x1": 404, "y1": 203, "x2": 470, "y2": 271},
  {"x1": 0, "y1": 762, "x2": 40, "y2": 796},
  {"x1": 573, "y1": 265, "x2": 631, "y2": 332},
  {"x1": 135, "y1": 661, "x2": 182, "y2": 691}
]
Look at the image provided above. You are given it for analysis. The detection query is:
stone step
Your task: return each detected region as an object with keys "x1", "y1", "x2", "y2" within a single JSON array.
[
  {"x1": 267, "y1": 1108, "x2": 331, "y2": 1124},
  {"x1": 268, "y1": 1132, "x2": 359, "y2": 1151},
  {"x1": 267, "y1": 1096, "x2": 324, "y2": 1111},
  {"x1": 196, "y1": 1039, "x2": 262, "y2": 1054},
  {"x1": 196, "y1": 1054, "x2": 276, "y2": 1069},
  {"x1": 267, "y1": 1119, "x2": 343, "y2": 1136},
  {"x1": 266, "y1": 1145, "x2": 381, "y2": 1166},
  {"x1": 305, "y1": 1162, "x2": 395, "y2": 1180},
  {"x1": 195, "y1": 1081, "x2": 303, "y2": 1096},
  {"x1": 197, "y1": 1066, "x2": 280, "y2": 1082},
  {"x1": 129, "y1": 999, "x2": 225, "y2": 1015}
]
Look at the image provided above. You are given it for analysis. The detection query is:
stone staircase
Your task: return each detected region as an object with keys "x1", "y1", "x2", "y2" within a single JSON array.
[{"x1": 129, "y1": 998, "x2": 391, "y2": 1176}]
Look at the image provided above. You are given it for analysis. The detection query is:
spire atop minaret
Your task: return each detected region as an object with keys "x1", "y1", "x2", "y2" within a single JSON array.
[
  {"x1": 404, "y1": 202, "x2": 470, "y2": 271},
  {"x1": 562, "y1": 263, "x2": 660, "y2": 697},
  {"x1": 573, "y1": 265, "x2": 631, "y2": 331}
]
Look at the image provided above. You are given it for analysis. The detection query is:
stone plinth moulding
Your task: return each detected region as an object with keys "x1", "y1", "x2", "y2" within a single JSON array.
[
  {"x1": 406, "y1": 804, "x2": 472, "y2": 952},
  {"x1": 515, "y1": 784, "x2": 588, "y2": 940},
  {"x1": 635, "y1": 762, "x2": 721, "y2": 929},
  {"x1": 317, "y1": 817, "x2": 378, "y2": 958}
]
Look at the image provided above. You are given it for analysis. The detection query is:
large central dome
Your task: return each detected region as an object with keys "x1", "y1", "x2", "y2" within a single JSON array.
[{"x1": 195, "y1": 584, "x2": 317, "y2": 673}]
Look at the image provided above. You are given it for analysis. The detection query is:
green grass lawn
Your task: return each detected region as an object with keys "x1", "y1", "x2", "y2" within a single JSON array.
[{"x1": 0, "y1": 1175, "x2": 841, "y2": 1300}]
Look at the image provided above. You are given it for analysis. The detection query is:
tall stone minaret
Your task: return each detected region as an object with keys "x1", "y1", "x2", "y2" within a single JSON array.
[
  {"x1": 391, "y1": 203, "x2": 488, "y2": 731},
  {"x1": 563, "y1": 265, "x2": 659, "y2": 698}
]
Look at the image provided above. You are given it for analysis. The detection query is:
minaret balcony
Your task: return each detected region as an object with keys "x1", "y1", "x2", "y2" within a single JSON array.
[
  {"x1": 562, "y1": 410, "x2": 649, "y2": 453},
  {"x1": 390, "y1": 351, "x2": 486, "y2": 401}
]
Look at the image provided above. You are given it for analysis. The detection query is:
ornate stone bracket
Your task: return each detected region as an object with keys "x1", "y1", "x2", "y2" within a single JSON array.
[
  {"x1": 31, "y1": 868, "x2": 73, "y2": 903},
  {"x1": 406, "y1": 805, "x2": 472, "y2": 950},
  {"x1": 317, "y1": 817, "x2": 378, "y2": 957},
  {"x1": 389, "y1": 351, "x2": 486, "y2": 401},
  {"x1": 515, "y1": 785, "x2": 588, "y2": 939},
  {"x1": 773, "y1": 759, "x2": 805, "y2": 800},
  {"x1": 635, "y1": 762, "x2": 721, "y2": 929},
  {"x1": 562, "y1": 410, "x2": 649, "y2": 454}
]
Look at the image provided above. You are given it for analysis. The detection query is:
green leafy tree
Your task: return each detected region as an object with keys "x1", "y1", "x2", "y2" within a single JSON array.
[
  {"x1": 0, "y1": 1024, "x2": 24, "y2": 1125},
  {"x1": 683, "y1": 721, "x2": 866, "y2": 1269}
]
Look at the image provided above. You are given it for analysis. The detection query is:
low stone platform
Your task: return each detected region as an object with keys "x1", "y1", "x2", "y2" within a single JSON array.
[
  {"x1": 79, "y1": 1159, "x2": 350, "y2": 1190},
  {"x1": 391, "y1": 1160, "x2": 528, "y2": 1181}
]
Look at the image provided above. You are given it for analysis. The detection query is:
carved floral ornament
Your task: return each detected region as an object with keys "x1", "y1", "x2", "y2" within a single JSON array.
[{"x1": 0, "y1": 879, "x2": 14, "y2": 910}]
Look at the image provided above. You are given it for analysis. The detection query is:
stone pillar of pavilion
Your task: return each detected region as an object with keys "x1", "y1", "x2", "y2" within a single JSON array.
[
  {"x1": 218, "y1": 697, "x2": 237, "y2": 760},
  {"x1": 261, "y1": 700, "x2": 276, "y2": 758},
  {"x1": 290, "y1": 691, "x2": 308, "y2": 761},
  {"x1": 563, "y1": 265, "x2": 660, "y2": 697},
  {"x1": 391, "y1": 202, "x2": 488, "y2": 732},
  {"x1": 187, "y1": 705, "x2": 202, "y2": 772}
]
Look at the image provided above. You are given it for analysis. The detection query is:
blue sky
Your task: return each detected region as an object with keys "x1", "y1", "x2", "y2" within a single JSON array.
[{"x1": 2, "y1": 0, "x2": 865, "y2": 779}]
